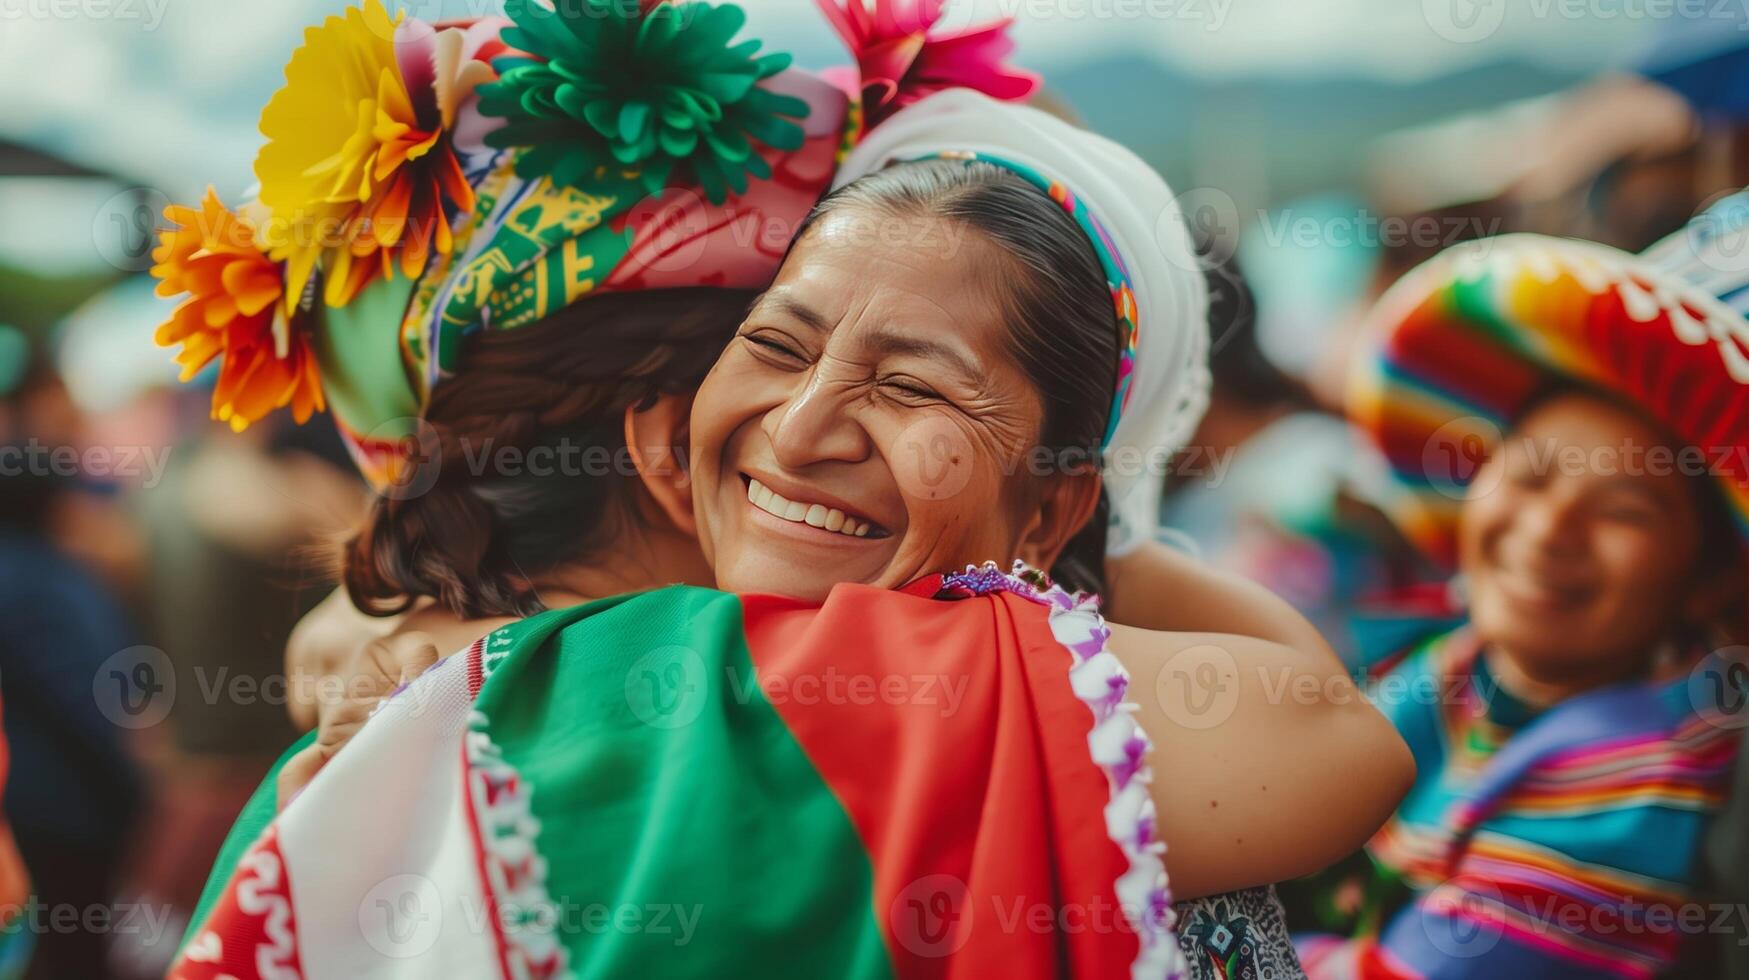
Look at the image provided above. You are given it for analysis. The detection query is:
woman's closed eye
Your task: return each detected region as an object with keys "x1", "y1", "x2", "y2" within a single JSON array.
[
  {"x1": 880, "y1": 376, "x2": 947, "y2": 405},
  {"x1": 1592, "y1": 488, "x2": 1662, "y2": 526},
  {"x1": 740, "y1": 330, "x2": 809, "y2": 366}
]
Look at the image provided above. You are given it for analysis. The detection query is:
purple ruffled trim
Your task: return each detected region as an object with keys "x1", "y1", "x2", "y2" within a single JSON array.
[{"x1": 939, "y1": 560, "x2": 1186, "y2": 980}]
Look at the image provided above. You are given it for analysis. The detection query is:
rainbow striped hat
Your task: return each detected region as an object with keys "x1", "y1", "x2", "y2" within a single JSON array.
[{"x1": 1350, "y1": 192, "x2": 1749, "y2": 567}]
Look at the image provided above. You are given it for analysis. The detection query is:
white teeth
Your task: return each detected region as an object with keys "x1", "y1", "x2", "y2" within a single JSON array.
[{"x1": 745, "y1": 479, "x2": 875, "y2": 539}]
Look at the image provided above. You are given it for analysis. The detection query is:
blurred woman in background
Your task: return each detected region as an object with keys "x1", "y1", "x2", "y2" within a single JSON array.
[
  {"x1": 0, "y1": 330, "x2": 141, "y2": 979},
  {"x1": 1285, "y1": 201, "x2": 1749, "y2": 979}
]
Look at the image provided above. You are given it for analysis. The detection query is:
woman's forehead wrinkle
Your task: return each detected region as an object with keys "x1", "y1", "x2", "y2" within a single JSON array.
[
  {"x1": 764, "y1": 293, "x2": 834, "y2": 334},
  {"x1": 856, "y1": 326, "x2": 983, "y2": 384}
]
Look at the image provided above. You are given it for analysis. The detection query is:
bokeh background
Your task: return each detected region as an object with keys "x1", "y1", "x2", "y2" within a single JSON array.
[{"x1": 3, "y1": 0, "x2": 1746, "y2": 975}]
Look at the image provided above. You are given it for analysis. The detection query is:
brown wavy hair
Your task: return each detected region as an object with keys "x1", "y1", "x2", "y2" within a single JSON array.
[{"x1": 343, "y1": 287, "x2": 756, "y2": 619}]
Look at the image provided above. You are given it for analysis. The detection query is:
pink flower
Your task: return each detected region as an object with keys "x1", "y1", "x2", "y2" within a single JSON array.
[{"x1": 816, "y1": 0, "x2": 1040, "y2": 130}]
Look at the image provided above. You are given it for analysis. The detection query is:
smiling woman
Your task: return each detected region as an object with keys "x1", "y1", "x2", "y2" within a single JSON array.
[
  {"x1": 1285, "y1": 215, "x2": 1749, "y2": 978},
  {"x1": 693, "y1": 158, "x2": 1119, "y2": 601},
  {"x1": 1461, "y1": 385, "x2": 1741, "y2": 698}
]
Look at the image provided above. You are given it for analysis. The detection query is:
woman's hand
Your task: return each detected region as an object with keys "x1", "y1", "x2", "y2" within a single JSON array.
[
  {"x1": 1107, "y1": 624, "x2": 1414, "y2": 900},
  {"x1": 276, "y1": 632, "x2": 442, "y2": 810},
  {"x1": 284, "y1": 588, "x2": 407, "y2": 731}
]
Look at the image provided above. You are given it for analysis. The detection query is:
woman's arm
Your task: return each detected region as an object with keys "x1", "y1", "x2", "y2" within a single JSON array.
[
  {"x1": 1104, "y1": 539, "x2": 1333, "y2": 659},
  {"x1": 1107, "y1": 623, "x2": 1414, "y2": 900}
]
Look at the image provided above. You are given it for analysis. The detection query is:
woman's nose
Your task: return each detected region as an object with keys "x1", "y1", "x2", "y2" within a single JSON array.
[
  {"x1": 763, "y1": 369, "x2": 871, "y2": 468},
  {"x1": 1514, "y1": 492, "x2": 1587, "y2": 556}
]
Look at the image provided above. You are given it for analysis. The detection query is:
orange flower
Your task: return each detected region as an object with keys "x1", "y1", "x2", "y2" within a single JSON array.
[{"x1": 151, "y1": 189, "x2": 325, "y2": 431}]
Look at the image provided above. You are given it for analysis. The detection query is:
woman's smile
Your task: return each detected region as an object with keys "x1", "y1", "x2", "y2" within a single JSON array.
[
  {"x1": 741, "y1": 472, "x2": 892, "y2": 541},
  {"x1": 1488, "y1": 561, "x2": 1596, "y2": 614}
]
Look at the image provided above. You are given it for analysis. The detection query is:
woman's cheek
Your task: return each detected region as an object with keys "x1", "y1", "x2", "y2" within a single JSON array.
[
  {"x1": 1598, "y1": 526, "x2": 1679, "y2": 600},
  {"x1": 888, "y1": 413, "x2": 978, "y2": 504}
]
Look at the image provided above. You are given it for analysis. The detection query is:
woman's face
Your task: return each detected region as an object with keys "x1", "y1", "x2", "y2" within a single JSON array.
[
  {"x1": 689, "y1": 207, "x2": 1066, "y2": 601},
  {"x1": 1459, "y1": 391, "x2": 1706, "y2": 684}
]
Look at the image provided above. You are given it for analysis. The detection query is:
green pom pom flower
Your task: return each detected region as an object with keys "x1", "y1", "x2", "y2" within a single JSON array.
[{"x1": 479, "y1": 0, "x2": 810, "y2": 203}]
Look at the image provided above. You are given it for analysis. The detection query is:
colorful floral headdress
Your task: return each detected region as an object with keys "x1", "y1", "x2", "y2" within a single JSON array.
[{"x1": 152, "y1": 0, "x2": 1038, "y2": 488}]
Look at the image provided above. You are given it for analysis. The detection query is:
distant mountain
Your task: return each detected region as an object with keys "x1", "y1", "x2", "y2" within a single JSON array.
[{"x1": 1030, "y1": 50, "x2": 1588, "y2": 209}]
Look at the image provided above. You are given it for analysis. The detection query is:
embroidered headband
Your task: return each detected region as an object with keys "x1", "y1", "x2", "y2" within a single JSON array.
[{"x1": 919, "y1": 150, "x2": 1140, "y2": 448}]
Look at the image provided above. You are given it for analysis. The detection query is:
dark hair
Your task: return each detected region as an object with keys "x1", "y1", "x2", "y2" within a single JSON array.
[
  {"x1": 800, "y1": 159, "x2": 1120, "y2": 592},
  {"x1": 344, "y1": 287, "x2": 756, "y2": 618},
  {"x1": 1204, "y1": 253, "x2": 1312, "y2": 412},
  {"x1": 0, "y1": 339, "x2": 65, "y2": 531}
]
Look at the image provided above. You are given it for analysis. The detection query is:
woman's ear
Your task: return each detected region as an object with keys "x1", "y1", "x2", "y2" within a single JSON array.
[
  {"x1": 1015, "y1": 469, "x2": 1103, "y2": 572},
  {"x1": 624, "y1": 394, "x2": 696, "y2": 536}
]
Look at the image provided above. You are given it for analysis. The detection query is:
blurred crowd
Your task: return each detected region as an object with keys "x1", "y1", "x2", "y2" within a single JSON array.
[{"x1": 6, "y1": 6, "x2": 1749, "y2": 979}]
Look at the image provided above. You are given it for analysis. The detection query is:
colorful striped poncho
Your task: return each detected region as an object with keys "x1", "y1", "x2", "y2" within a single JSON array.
[
  {"x1": 1293, "y1": 625, "x2": 1741, "y2": 979},
  {"x1": 169, "y1": 564, "x2": 1232, "y2": 979}
]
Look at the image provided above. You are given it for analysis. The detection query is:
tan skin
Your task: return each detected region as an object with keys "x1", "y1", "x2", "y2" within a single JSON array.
[
  {"x1": 1459, "y1": 392, "x2": 1742, "y2": 705},
  {"x1": 285, "y1": 208, "x2": 1413, "y2": 898}
]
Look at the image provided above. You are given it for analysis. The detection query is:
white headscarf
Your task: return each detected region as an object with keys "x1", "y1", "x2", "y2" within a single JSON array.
[{"x1": 833, "y1": 89, "x2": 1211, "y2": 556}]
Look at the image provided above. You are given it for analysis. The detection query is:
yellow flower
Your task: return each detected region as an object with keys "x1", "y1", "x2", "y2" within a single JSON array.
[
  {"x1": 151, "y1": 189, "x2": 324, "y2": 431},
  {"x1": 254, "y1": 0, "x2": 474, "y2": 309}
]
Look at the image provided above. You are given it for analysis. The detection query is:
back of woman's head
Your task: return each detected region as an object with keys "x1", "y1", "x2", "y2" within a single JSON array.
[
  {"x1": 343, "y1": 287, "x2": 755, "y2": 618},
  {"x1": 802, "y1": 159, "x2": 1118, "y2": 591}
]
